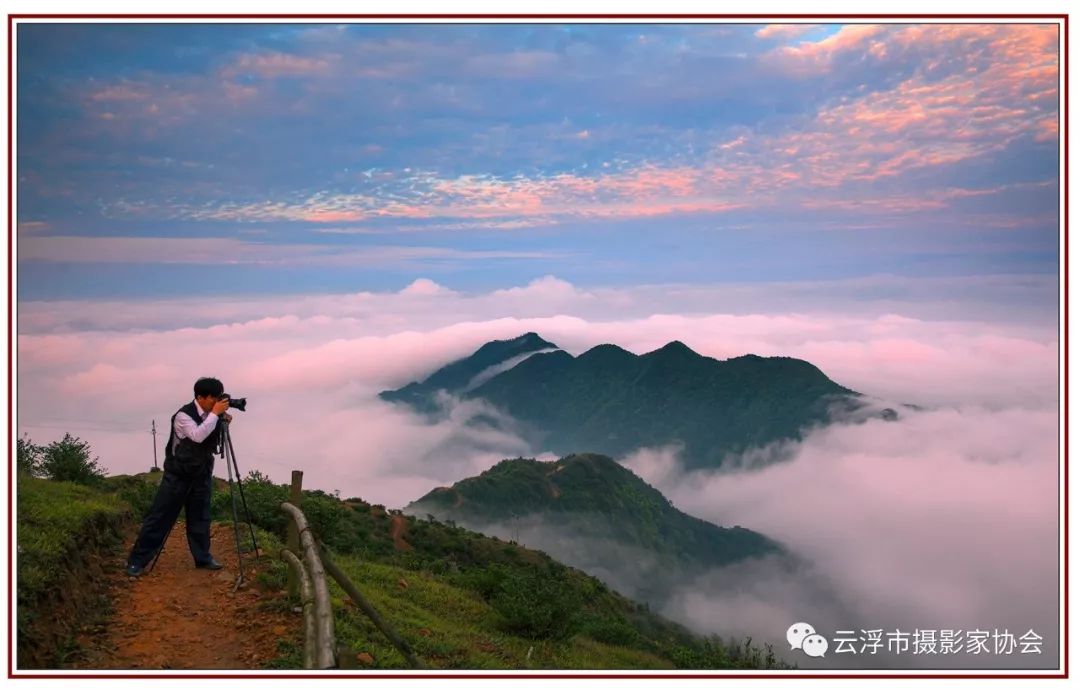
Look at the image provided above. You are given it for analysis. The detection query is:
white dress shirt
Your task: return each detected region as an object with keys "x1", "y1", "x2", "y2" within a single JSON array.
[{"x1": 174, "y1": 399, "x2": 220, "y2": 443}]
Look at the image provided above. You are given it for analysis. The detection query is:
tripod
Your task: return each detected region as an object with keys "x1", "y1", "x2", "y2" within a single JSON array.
[
  {"x1": 219, "y1": 420, "x2": 261, "y2": 584},
  {"x1": 146, "y1": 419, "x2": 260, "y2": 584}
]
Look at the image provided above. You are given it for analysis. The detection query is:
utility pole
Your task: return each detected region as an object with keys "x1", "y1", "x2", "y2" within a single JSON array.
[{"x1": 151, "y1": 419, "x2": 159, "y2": 471}]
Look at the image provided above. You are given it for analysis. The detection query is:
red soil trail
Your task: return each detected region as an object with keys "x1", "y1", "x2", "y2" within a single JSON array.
[
  {"x1": 70, "y1": 523, "x2": 300, "y2": 670},
  {"x1": 389, "y1": 514, "x2": 412, "y2": 551}
]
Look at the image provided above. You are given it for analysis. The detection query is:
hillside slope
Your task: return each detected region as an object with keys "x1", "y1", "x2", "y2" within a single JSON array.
[
  {"x1": 407, "y1": 453, "x2": 785, "y2": 605},
  {"x1": 17, "y1": 470, "x2": 788, "y2": 670}
]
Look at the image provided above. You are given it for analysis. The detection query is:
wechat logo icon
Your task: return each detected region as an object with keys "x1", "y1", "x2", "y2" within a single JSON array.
[{"x1": 787, "y1": 622, "x2": 829, "y2": 658}]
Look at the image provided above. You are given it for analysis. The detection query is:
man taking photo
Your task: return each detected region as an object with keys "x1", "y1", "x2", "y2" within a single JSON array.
[{"x1": 125, "y1": 377, "x2": 233, "y2": 577}]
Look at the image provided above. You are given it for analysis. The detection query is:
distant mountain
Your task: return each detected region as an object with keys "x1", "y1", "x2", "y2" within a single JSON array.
[
  {"x1": 381, "y1": 333, "x2": 886, "y2": 470},
  {"x1": 407, "y1": 453, "x2": 786, "y2": 605},
  {"x1": 379, "y1": 332, "x2": 558, "y2": 414}
]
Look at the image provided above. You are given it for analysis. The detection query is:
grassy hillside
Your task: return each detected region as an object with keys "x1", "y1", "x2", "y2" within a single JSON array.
[
  {"x1": 16, "y1": 475, "x2": 133, "y2": 667},
  {"x1": 17, "y1": 466, "x2": 788, "y2": 670},
  {"x1": 234, "y1": 471, "x2": 786, "y2": 669},
  {"x1": 406, "y1": 453, "x2": 785, "y2": 607},
  {"x1": 409, "y1": 453, "x2": 782, "y2": 567}
]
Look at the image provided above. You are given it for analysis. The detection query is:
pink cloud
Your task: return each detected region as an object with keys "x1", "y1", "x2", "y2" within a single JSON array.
[
  {"x1": 58, "y1": 362, "x2": 178, "y2": 399},
  {"x1": 15, "y1": 274, "x2": 1057, "y2": 525},
  {"x1": 89, "y1": 83, "x2": 151, "y2": 102},
  {"x1": 748, "y1": 27, "x2": 1057, "y2": 189},
  {"x1": 754, "y1": 24, "x2": 818, "y2": 40},
  {"x1": 222, "y1": 81, "x2": 258, "y2": 102},
  {"x1": 766, "y1": 25, "x2": 885, "y2": 73},
  {"x1": 399, "y1": 278, "x2": 455, "y2": 297},
  {"x1": 1035, "y1": 117, "x2": 1059, "y2": 142},
  {"x1": 416, "y1": 165, "x2": 735, "y2": 222},
  {"x1": 17, "y1": 235, "x2": 555, "y2": 267},
  {"x1": 98, "y1": 23, "x2": 1058, "y2": 230},
  {"x1": 16, "y1": 334, "x2": 85, "y2": 369},
  {"x1": 16, "y1": 220, "x2": 49, "y2": 235},
  {"x1": 221, "y1": 51, "x2": 335, "y2": 79},
  {"x1": 801, "y1": 196, "x2": 947, "y2": 213},
  {"x1": 77, "y1": 50, "x2": 343, "y2": 132},
  {"x1": 299, "y1": 209, "x2": 368, "y2": 223},
  {"x1": 464, "y1": 50, "x2": 560, "y2": 78},
  {"x1": 749, "y1": 25, "x2": 1058, "y2": 189}
]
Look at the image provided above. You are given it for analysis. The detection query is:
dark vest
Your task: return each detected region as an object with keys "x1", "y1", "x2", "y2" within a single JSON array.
[{"x1": 163, "y1": 401, "x2": 220, "y2": 478}]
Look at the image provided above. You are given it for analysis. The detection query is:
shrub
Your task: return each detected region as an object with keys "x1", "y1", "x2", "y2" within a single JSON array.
[
  {"x1": 299, "y1": 490, "x2": 348, "y2": 548},
  {"x1": 106, "y1": 474, "x2": 161, "y2": 518},
  {"x1": 17, "y1": 435, "x2": 43, "y2": 477},
  {"x1": 453, "y1": 564, "x2": 509, "y2": 599},
  {"x1": 207, "y1": 474, "x2": 363, "y2": 555},
  {"x1": 490, "y1": 566, "x2": 582, "y2": 640},
  {"x1": 581, "y1": 615, "x2": 642, "y2": 646},
  {"x1": 211, "y1": 471, "x2": 289, "y2": 536},
  {"x1": 39, "y1": 434, "x2": 107, "y2": 487}
]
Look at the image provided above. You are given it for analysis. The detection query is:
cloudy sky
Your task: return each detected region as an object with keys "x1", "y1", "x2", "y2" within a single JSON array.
[
  {"x1": 13, "y1": 19, "x2": 1062, "y2": 670},
  {"x1": 16, "y1": 22, "x2": 1059, "y2": 299}
]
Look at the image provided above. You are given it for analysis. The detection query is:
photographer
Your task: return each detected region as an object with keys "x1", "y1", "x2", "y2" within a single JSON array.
[{"x1": 125, "y1": 377, "x2": 233, "y2": 577}]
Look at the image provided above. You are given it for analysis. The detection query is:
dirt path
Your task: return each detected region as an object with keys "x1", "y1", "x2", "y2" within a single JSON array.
[
  {"x1": 389, "y1": 514, "x2": 412, "y2": 551},
  {"x1": 70, "y1": 522, "x2": 301, "y2": 670}
]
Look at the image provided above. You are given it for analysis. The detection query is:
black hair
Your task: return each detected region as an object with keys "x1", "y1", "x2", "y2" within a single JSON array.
[{"x1": 193, "y1": 377, "x2": 225, "y2": 399}]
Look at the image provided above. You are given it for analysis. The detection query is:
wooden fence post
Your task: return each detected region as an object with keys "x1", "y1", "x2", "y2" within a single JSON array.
[{"x1": 287, "y1": 470, "x2": 303, "y2": 599}]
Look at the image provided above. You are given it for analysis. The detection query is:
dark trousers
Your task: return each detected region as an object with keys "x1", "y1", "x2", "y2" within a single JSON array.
[{"x1": 127, "y1": 460, "x2": 214, "y2": 568}]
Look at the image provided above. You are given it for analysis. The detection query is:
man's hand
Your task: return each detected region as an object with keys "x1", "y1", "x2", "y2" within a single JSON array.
[
  {"x1": 222, "y1": 412, "x2": 233, "y2": 423},
  {"x1": 212, "y1": 398, "x2": 230, "y2": 416}
]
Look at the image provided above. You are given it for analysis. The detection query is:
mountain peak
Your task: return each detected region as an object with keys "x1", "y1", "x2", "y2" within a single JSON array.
[
  {"x1": 578, "y1": 343, "x2": 638, "y2": 361},
  {"x1": 522, "y1": 332, "x2": 557, "y2": 348},
  {"x1": 645, "y1": 340, "x2": 700, "y2": 358},
  {"x1": 485, "y1": 332, "x2": 558, "y2": 351},
  {"x1": 379, "y1": 332, "x2": 559, "y2": 407}
]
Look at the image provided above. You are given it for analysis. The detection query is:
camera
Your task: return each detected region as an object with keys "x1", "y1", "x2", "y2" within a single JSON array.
[{"x1": 219, "y1": 393, "x2": 248, "y2": 412}]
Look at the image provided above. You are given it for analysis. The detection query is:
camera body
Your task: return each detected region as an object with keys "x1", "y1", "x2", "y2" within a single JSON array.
[{"x1": 219, "y1": 393, "x2": 248, "y2": 412}]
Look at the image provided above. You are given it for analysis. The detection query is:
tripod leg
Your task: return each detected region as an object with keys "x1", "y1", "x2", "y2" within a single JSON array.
[
  {"x1": 146, "y1": 478, "x2": 196, "y2": 573},
  {"x1": 148, "y1": 517, "x2": 176, "y2": 573},
  {"x1": 223, "y1": 426, "x2": 246, "y2": 582},
  {"x1": 225, "y1": 427, "x2": 261, "y2": 558}
]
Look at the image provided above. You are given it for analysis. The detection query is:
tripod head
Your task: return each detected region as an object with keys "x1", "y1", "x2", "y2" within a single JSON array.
[{"x1": 215, "y1": 416, "x2": 233, "y2": 456}]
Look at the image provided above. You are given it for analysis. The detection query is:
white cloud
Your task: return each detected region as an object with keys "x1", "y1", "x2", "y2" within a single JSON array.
[
  {"x1": 622, "y1": 405, "x2": 1059, "y2": 669},
  {"x1": 15, "y1": 274, "x2": 1058, "y2": 528},
  {"x1": 399, "y1": 278, "x2": 455, "y2": 297}
]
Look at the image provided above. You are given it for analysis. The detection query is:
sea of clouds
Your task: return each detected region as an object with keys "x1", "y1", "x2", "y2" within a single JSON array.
[{"x1": 15, "y1": 273, "x2": 1060, "y2": 669}]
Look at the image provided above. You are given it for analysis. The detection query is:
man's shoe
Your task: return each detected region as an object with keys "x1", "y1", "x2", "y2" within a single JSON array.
[
  {"x1": 126, "y1": 563, "x2": 145, "y2": 577},
  {"x1": 195, "y1": 558, "x2": 223, "y2": 570}
]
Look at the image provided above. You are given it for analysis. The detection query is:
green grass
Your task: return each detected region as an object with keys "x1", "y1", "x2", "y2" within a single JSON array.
[
  {"x1": 17, "y1": 476, "x2": 130, "y2": 607},
  {"x1": 18, "y1": 469, "x2": 788, "y2": 671},
  {"x1": 16, "y1": 474, "x2": 132, "y2": 667},
  {"x1": 326, "y1": 556, "x2": 674, "y2": 670}
]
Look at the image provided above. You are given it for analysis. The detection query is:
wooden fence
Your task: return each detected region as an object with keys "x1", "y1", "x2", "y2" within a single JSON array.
[{"x1": 279, "y1": 470, "x2": 423, "y2": 670}]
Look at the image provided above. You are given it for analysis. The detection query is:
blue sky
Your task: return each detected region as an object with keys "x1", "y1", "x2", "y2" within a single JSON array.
[{"x1": 15, "y1": 22, "x2": 1060, "y2": 300}]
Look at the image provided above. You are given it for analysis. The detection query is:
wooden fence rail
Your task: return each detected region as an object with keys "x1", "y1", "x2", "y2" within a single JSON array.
[
  {"x1": 278, "y1": 470, "x2": 423, "y2": 670},
  {"x1": 279, "y1": 502, "x2": 335, "y2": 668},
  {"x1": 279, "y1": 549, "x2": 317, "y2": 668},
  {"x1": 317, "y1": 540, "x2": 424, "y2": 669}
]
